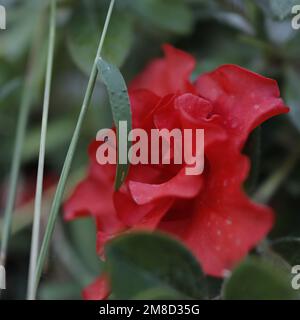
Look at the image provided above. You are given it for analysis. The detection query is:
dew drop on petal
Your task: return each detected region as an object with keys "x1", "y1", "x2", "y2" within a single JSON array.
[
  {"x1": 230, "y1": 121, "x2": 238, "y2": 129},
  {"x1": 226, "y1": 219, "x2": 232, "y2": 225}
]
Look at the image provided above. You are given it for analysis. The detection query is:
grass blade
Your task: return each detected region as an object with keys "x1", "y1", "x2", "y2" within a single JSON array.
[
  {"x1": 254, "y1": 144, "x2": 300, "y2": 204},
  {"x1": 32, "y1": 0, "x2": 116, "y2": 299},
  {"x1": 0, "y1": 20, "x2": 45, "y2": 270},
  {"x1": 27, "y1": 0, "x2": 57, "y2": 300}
]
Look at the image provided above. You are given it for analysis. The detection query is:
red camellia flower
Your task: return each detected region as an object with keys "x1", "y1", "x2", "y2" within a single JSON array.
[{"x1": 64, "y1": 45, "x2": 289, "y2": 299}]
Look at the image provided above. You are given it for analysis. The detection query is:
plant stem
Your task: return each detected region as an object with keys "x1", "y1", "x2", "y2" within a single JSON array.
[
  {"x1": 254, "y1": 144, "x2": 300, "y2": 204},
  {"x1": 32, "y1": 0, "x2": 115, "y2": 299},
  {"x1": 27, "y1": 0, "x2": 57, "y2": 300},
  {"x1": 0, "y1": 21, "x2": 44, "y2": 270}
]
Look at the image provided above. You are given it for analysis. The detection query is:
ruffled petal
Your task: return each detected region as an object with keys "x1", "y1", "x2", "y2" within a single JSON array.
[
  {"x1": 97, "y1": 198, "x2": 173, "y2": 255},
  {"x1": 175, "y1": 93, "x2": 213, "y2": 119},
  {"x1": 129, "y1": 89, "x2": 160, "y2": 129},
  {"x1": 183, "y1": 144, "x2": 274, "y2": 276},
  {"x1": 129, "y1": 168, "x2": 203, "y2": 205},
  {"x1": 185, "y1": 194, "x2": 274, "y2": 277},
  {"x1": 130, "y1": 44, "x2": 196, "y2": 96},
  {"x1": 195, "y1": 64, "x2": 289, "y2": 149},
  {"x1": 154, "y1": 93, "x2": 227, "y2": 148},
  {"x1": 114, "y1": 183, "x2": 173, "y2": 227},
  {"x1": 63, "y1": 146, "x2": 123, "y2": 234}
]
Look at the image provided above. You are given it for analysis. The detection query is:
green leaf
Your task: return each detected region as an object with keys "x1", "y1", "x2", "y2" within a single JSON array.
[
  {"x1": 67, "y1": 3, "x2": 134, "y2": 75},
  {"x1": 285, "y1": 68, "x2": 300, "y2": 133},
  {"x1": 223, "y1": 257, "x2": 300, "y2": 300},
  {"x1": 97, "y1": 57, "x2": 132, "y2": 190},
  {"x1": 105, "y1": 232, "x2": 206, "y2": 299},
  {"x1": 133, "y1": 287, "x2": 185, "y2": 300},
  {"x1": 39, "y1": 281, "x2": 81, "y2": 300},
  {"x1": 119, "y1": 0, "x2": 193, "y2": 34},
  {"x1": 68, "y1": 218, "x2": 103, "y2": 276},
  {"x1": 271, "y1": 238, "x2": 300, "y2": 266}
]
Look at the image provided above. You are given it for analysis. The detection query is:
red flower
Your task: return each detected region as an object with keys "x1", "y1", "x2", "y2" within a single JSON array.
[
  {"x1": 64, "y1": 45, "x2": 288, "y2": 297},
  {"x1": 82, "y1": 275, "x2": 110, "y2": 300}
]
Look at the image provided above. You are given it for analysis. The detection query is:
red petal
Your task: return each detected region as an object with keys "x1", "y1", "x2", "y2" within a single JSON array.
[
  {"x1": 63, "y1": 150, "x2": 124, "y2": 234},
  {"x1": 129, "y1": 89, "x2": 160, "y2": 129},
  {"x1": 129, "y1": 168, "x2": 203, "y2": 205},
  {"x1": 129, "y1": 44, "x2": 196, "y2": 96},
  {"x1": 114, "y1": 187, "x2": 159, "y2": 226},
  {"x1": 185, "y1": 194, "x2": 274, "y2": 277},
  {"x1": 195, "y1": 64, "x2": 289, "y2": 149},
  {"x1": 154, "y1": 93, "x2": 227, "y2": 148},
  {"x1": 82, "y1": 275, "x2": 110, "y2": 300},
  {"x1": 175, "y1": 94, "x2": 228, "y2": 148},
  {"x1": 114, "y1": 184, "x2": 173, "y2": 227},
  {"x1": 183, "y1": 145, "x2": 274, "y2": 276},
  {"x1": 175, "y1": 93, "x2": 213, "y2": 119}
]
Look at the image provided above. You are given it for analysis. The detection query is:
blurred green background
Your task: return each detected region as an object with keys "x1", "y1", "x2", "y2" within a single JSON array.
[{"x1": 0, "y1": 0, "x2": 300, "y2": 299}]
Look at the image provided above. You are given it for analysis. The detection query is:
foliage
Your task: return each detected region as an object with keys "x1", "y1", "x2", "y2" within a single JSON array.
[{"x1": 0, "y1": 0, "x2": 300, "y2": 300}]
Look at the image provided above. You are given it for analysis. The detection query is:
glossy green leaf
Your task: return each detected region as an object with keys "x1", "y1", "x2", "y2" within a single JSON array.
[
  {"x1": 97, "y1": 57, "x2": 132, "y2": 190},
  {"x1": 67, "y1": 3, "x2": 134, "y2": 75},
  {"x1": 68, "y1": 218, "x2": 103, "y2": 275},
  {"x1": 223, "y1": 257, "x2": 300, "y2": 300},
  {"x1": 105, "y1": 232, "x2": 206, "y2": 299}
]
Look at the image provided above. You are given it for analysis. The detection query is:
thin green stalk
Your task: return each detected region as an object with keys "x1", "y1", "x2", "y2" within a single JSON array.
[
  {"x1": 0, "y1": 23, "x2": 44, "y2": 269},
  {"x1": 32, "y1": 0, "x2": 115, "y2": 299},
  {"x1": 254, "y1": 144, "x2": 300, "y2": 204},
  {"x1": 27, "y1": 0, "x2": 57, "y2": 300}
]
